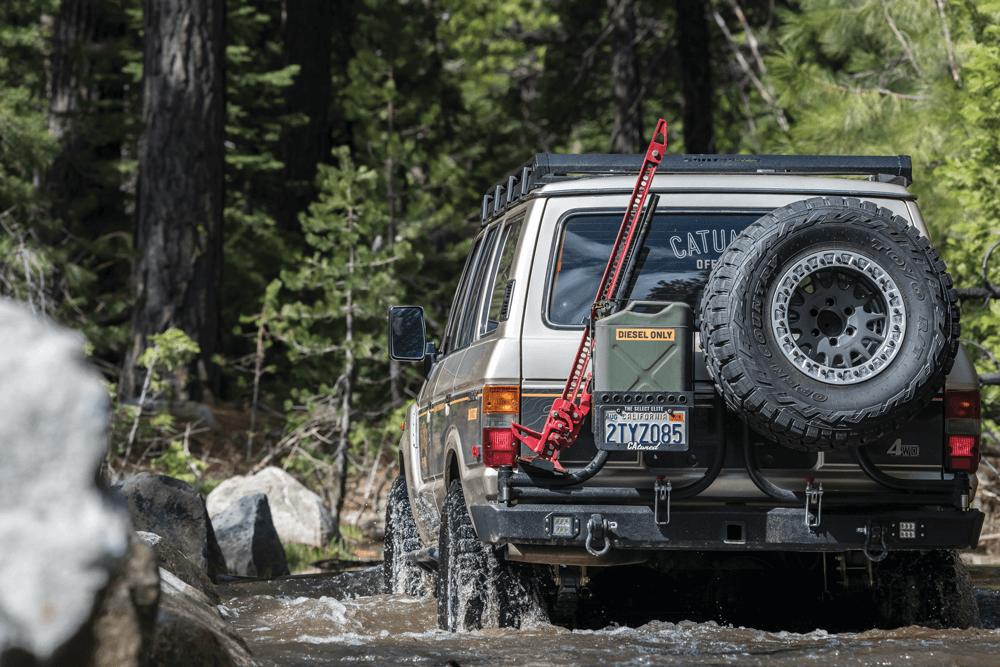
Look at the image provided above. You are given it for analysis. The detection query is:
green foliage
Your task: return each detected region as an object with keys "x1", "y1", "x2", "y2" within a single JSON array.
[
  {"x1": 0, "y1": 0, "x2": 59, "y2": 312},
  {"x1": 937, "y1": 0, "x2": 1000, "y2": 428},
  {"x1": 138, "y1": 329, "x2": 201, "y2": 396},
  {"x1": 151, "y1": 440, "x2": 207, "y2": 485},
  {"x1": 221, "y1": 0, "x2": 296, "y2": 360},
  {"x1": 283, "y1": 527, "x2": 364, "y2": 573}
]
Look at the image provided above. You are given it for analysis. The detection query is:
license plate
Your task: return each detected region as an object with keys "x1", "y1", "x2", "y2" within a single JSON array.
[{"x1": 600, "y1": 407, "x2": 687, "y2": 452}]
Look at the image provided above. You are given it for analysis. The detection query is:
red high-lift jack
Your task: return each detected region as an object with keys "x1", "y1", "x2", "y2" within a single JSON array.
[{"x1": 511, "y1": 119, "x2": 668, "y2": 473}]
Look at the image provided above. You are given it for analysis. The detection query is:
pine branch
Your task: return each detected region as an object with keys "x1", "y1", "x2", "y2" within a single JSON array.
[
  {"x1": 711, "y1": 7, "x2": 790, "y2": 132},
  {"x1": 880, "y1": 0, "x2": 924, "y2": 78},
  {"x1": 934, "y1": 0, "x2": 960, "y2": 83},
  {"x1": 831, "y1": 83, "x2": 923, "y2": 100}
]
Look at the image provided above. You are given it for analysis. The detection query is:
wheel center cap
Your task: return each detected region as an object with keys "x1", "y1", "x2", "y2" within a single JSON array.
[{"x1": 817, "y1": 309, "x2": 846, "y2": 337}]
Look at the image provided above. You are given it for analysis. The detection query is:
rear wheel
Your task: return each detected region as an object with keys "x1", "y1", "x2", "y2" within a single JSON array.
[
  {"x1": 871, "y1": 549, "x2": 980, "y2": 629},
  {"x1": 383, "y1": 475, "x2": 431, "y2": 596},
  {"x1": 436, "y1": 479, "x2": 545, "y2": 631}
]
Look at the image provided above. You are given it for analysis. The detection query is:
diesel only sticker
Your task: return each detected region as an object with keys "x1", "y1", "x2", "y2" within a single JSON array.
[{"x1": 615, "y1": 328, "x2": 675, "y2": 341}]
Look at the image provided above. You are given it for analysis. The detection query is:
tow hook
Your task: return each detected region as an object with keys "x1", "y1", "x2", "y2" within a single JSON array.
[
  {"x1": 585, "y1": 514, "x2": 613, "y2": 557},
  {"x1": 862, "y1": 522, "x2": 888, "y2": 562},
  {"x1": 805, "y1": 478, "x2": 823, "y2": 528}
]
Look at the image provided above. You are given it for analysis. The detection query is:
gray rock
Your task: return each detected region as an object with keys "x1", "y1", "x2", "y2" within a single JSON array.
[
  {"x1": 0, "y1": 299, "x2": 131, "y2": 664},
  {"x1": 207, "y1": 467, "x2": 335, "y2": 547},
  {"x1": 90, "y1": 531, "x2": 160, "y2": 667},
  {"x1": 137, "y1": 531, "x2": 220, "y2": 605},
  {"x1": 212, "y1": 493, "x2": 290, "y2": 578},
  {"x1": 114, "y1": 473, "x2": 227, "y2": 581},
  {"x1": 150, "y1": 569, "x2": 257, "y2": 667}
]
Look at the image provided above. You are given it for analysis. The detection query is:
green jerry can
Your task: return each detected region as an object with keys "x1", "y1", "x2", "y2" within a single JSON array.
[{"x1": 591, "y1": 301, "x2": 694, "y2": 452}]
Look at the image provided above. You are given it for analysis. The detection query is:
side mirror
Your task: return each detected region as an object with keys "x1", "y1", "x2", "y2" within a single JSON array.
[{"x1": 388, "y1": 306, "x2": 427, "y2": 361}]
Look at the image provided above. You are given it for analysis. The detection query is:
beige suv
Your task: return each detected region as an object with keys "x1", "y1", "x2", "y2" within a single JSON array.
[{"x1": 385, "y1": 153, "x2": 984, "y2": 632}]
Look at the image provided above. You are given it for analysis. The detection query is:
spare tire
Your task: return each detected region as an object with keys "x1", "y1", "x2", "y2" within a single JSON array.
[{"x1": 701, "y1": 197, "x2": 959, "y2": 451}]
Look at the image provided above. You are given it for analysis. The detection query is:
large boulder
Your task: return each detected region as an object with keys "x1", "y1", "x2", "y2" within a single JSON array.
[
  {"x1": 137, "y1": 532, "x2": 220, "y2": 605},
  {"x1": 114, "y1": 473, "x2": 227, "y2": 581},
  {"x1": 151, "y1": 569, "x2": 257, "y2": 667},
  {"x1": 207, "y1": 467, "x2": 335, "y2": 547},
  {"x1": 212, "y1": 493, "x2": 289, "y2": 578},
  {"x1": 90, "y1": 531, "x2": 161, "y2": 667},
  {"x1": 0, "y1": 299, "x2": 131, "y2": 664}
]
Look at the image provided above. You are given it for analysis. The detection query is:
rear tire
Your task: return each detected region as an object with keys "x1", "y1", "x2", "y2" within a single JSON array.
[
  {"x1": 871, "y1": 549, "x2": 980, "y2": 629},
  {"x1": 383, "y1": 475, "x2": 431, "y2": 596},
  {"x1": 436, "y1": 479, "x2": 546, "y2": 631}
]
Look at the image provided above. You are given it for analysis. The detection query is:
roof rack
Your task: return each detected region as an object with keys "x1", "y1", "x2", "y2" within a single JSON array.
[{"x1": 480, "y1": 153, "x2": 913, "y2": 225}]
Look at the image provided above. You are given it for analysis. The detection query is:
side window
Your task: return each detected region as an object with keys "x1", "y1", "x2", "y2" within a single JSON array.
[
  {"x1": 481, "y1": 218, "x2": 523, "y2": 335},
  {"x1": 441, "y1": 238, "x2": 482, "y2": 355},
  {"x1": 455, "y1": 226, "x2": 500, "y2": 350}
]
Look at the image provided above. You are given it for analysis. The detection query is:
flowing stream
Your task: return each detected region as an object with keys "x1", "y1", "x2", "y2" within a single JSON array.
[{"x1": 217, "y1": 566, "x2": 1000, "y2": 666}]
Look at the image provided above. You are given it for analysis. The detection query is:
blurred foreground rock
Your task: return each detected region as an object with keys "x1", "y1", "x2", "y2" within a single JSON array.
[
  {"x1": 0, "y1": 299, "x2": 131, "y2": 665},
  {"x1": 207, "y1": 467, "x2": 335, "y2": 547},
  {"x1": 151, "y1": 570, "x2": 257, "y2": 667},
  {"x1": 137, "y1": 532, "x2": 220, "y2": 605},
  {"x1": 212, "y1": 493, "x2": 289, "y2": 578},
  {"x1": 114, "y1": 473, "x2": 227, "y2": 581}
]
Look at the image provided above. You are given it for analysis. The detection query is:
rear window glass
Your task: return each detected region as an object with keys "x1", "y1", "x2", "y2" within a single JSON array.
[{"x1": 548, "y1": 211, "x2": 766, "y2": 326}]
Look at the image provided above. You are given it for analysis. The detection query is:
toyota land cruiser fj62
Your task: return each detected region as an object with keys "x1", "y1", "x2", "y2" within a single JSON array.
[{"x1": 384, "y1": 146, "x2": 985, "y2": 632}]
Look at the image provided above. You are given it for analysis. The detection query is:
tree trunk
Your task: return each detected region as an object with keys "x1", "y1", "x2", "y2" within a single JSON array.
[
  {"x1": 386, "y1": 70, "x2": 402, "y2": 407},
  {"x1": 608, "y1": 0, "x2": 642, "y2": 154},
  {"x1": 276, "y1": 0, "x2": 336, "y2": 233},
  {"x1": 123, "y1": 0, "x2": 224, "y2": 402},
  {"x1": 676, "y1": 0, "x2": 715, "y2": 153},
  {"x1": 46, "y1": 0, "x2": 125, "y2": 227},
  {"x1": 332, "y1": 216, "x2": 356, "y2": 544}
]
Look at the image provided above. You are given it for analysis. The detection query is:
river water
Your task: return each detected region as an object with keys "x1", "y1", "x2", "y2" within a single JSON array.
[{"x1": 218, "y1": 566, "x2": 1000, "y2": 667}]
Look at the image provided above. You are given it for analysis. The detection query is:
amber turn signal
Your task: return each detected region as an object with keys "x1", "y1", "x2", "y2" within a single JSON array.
[{"x1": 483, "y1": 385, "x2": 519, "y2": 414}]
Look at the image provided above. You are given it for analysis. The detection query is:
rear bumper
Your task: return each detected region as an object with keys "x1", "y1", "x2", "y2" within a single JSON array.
[{"x1": 470, "y1": 503, "x2": 984, "y2": 553}]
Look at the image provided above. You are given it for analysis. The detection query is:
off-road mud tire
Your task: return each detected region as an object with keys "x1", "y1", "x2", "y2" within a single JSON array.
[
  {"x1": 871, "y1": 549, "x2": 980, "y2": 629},
  {"x1": 701, "y1": 197, "x2": 959, "y2": 451},
  {"x1": 436, "y1": 479, "x2": 546, "y2": 632},
  {"x1": 383, "y1": 474, "x2": 431, "y2": 596}
]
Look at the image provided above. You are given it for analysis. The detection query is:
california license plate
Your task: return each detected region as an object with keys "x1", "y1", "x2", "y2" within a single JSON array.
[{"x1": 600, "y1": 407, "x2": 687, "y2": 452}]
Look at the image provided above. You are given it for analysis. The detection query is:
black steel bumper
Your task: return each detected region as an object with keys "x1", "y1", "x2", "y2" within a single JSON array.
[{"x1": 470, "y1": 503, "x2": 984, "y2": 553}]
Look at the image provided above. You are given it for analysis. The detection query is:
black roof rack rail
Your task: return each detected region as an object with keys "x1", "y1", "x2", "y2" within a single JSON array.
[{"x1": 480, "y1": 153, "x2": 912, "y2": 225}]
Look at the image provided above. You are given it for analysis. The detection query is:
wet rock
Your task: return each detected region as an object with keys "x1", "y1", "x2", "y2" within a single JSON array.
[
  {"x1": 212, "y1": 493, "x2": 289, "y2": 578},
  {"x1": 151, "y1": 569, "x2": 257, "y2": 667},
  {"x1": 0, "y1": 299, "x2": 130, "y2": 664},
  {"x1": 207, "y1": 467, "x2": 335, "y2": 548},
  {"x1": 114, "y1": 473, "x2": 227, "y2": 581},
  {"x1": 90, "y1": 531, "x2": 160, "y2": 667},
  {"x1": 137, "y1": 531, "x2": 220, "y2": 605}
]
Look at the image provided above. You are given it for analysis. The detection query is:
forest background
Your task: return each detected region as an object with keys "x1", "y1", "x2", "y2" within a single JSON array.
[{"x1": 4, "y1": 0, "x2": 1000, "y2": 555}]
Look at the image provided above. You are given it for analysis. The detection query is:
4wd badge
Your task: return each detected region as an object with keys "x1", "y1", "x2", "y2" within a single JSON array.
[{"x1": 886, "y1": 439, "x2": 919, "y2": 457}]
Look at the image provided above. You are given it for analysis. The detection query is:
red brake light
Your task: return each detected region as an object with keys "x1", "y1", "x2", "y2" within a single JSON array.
[
  {"x1": 946, "y1": 435, "x2": 980, "y2": 472},
  {"x1": 946, "y1": 391, "x2": 981, "y2": 419},
  {"x1": 483, "y1": 427, "x2": 517, "y2": 467}
]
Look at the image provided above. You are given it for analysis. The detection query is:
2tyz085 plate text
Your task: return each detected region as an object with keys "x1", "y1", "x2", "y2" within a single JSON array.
[{"x1": 599, "y1": 406, "x2": 688, "y2": 452}]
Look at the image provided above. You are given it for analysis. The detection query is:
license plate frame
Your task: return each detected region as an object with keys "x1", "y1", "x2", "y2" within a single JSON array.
[{"x1": 597, "y1": 405, "x2": 688, "y2": 452}]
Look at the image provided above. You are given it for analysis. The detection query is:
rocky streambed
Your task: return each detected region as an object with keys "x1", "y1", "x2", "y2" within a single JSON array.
[{"x1": 216, "y1": 566, "x2": 1000, "y2": 667}]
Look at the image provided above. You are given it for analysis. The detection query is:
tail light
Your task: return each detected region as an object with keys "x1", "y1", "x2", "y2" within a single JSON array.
[
  {"x1": 945, "y1": 390, "x2": 981, "y2": 473},
  {"x1": 482, "y1": 385, "x2": 519, "y2": 467}
]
